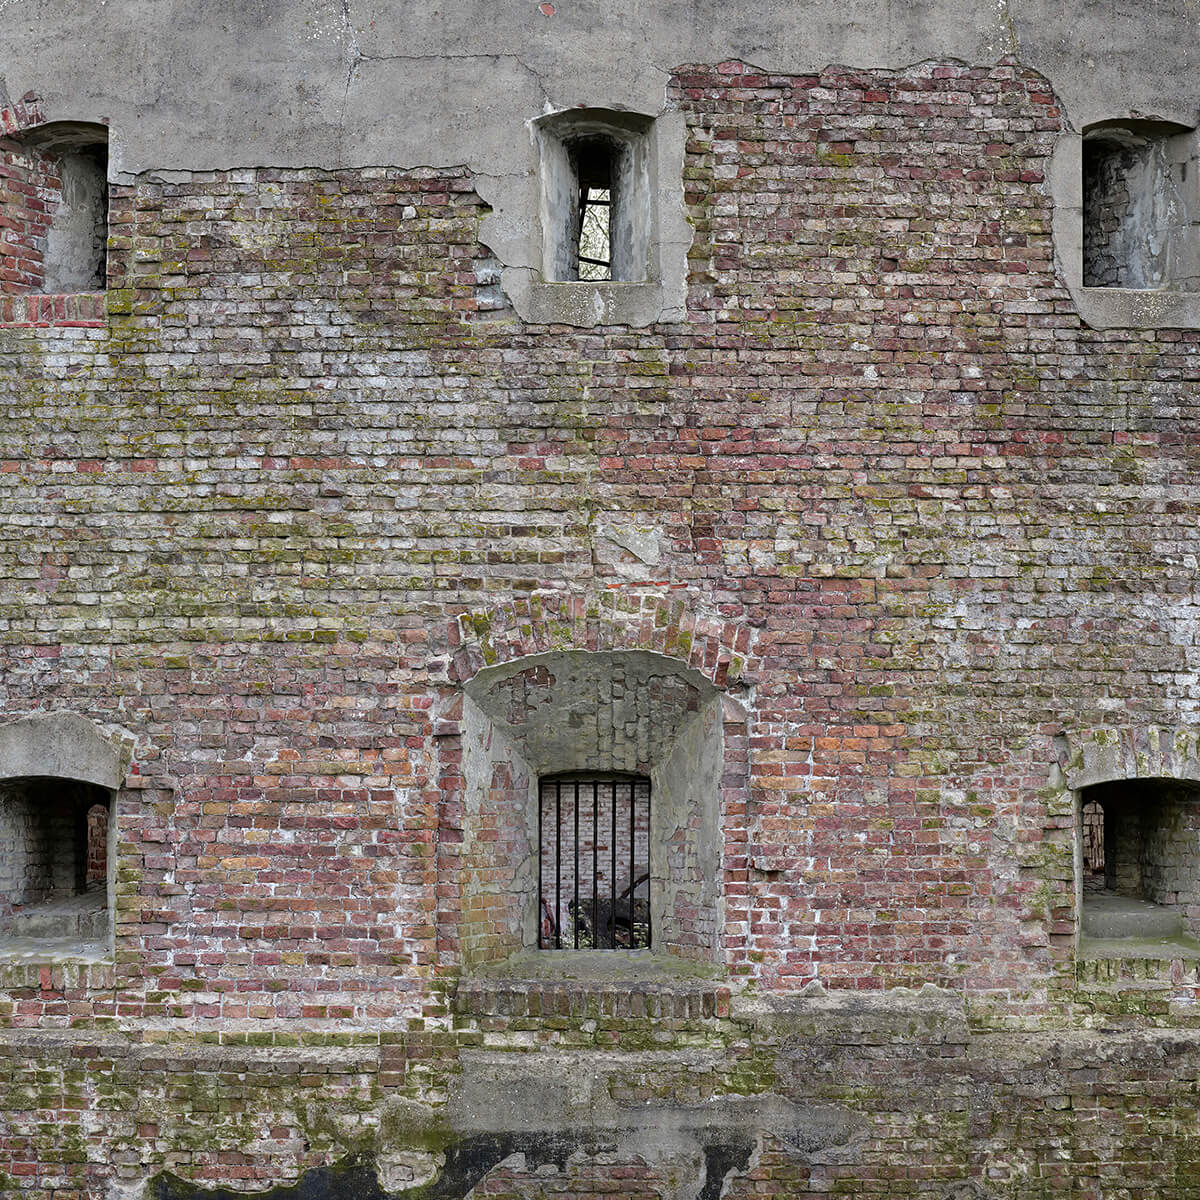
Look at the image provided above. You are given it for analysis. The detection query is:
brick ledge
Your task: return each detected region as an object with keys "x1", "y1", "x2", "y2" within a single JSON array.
[{"x1": 453, "y1": 976, "x2": 731, "y2": 1019}]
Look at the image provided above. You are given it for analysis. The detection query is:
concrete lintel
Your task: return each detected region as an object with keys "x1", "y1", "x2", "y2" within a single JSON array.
[
  {"x1": 0, "y1": 711, "x2": 130, "y2": 791},
  {"x1": 1058, "y1": 725, "x2": 1200, "y2": 792}
]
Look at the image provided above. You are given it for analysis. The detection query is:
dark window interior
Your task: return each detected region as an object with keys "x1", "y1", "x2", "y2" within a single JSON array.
[{"x1": 571, "y1": 139, "x2": 617, "y2": 281}]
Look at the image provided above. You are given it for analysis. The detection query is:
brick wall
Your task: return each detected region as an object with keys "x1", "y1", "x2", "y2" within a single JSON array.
[{"x1": 3, "y1": 57, "x2": 1200, "y2": 1196}]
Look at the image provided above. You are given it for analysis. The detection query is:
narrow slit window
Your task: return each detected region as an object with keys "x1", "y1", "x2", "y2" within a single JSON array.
[
  {"x1": 535, "y1": 109, "x2": 653, "y2": 289},
  {"x1": 573, "y1": 140, "x2": 615, "y2": 280},
  {"x1": 538, "y1": 774, "x2": 650, "y2": 950}
]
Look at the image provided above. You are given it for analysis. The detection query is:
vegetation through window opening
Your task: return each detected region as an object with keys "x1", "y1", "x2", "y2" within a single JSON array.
[{"x1": 573, "y1": 139, "x2": 615, "y2": 281}]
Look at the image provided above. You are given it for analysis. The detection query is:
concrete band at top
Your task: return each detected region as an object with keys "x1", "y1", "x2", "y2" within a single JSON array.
[{"x1": 2, "y1": 0, "x2": 1198, "y2": 180}]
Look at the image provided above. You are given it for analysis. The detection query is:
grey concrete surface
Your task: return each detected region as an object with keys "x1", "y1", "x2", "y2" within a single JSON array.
[
  {"x1": 3, "y1": 888, "x2": 107, "y2": 939},
  {"x1": 3, "y1": 0, "x2": 1198, "y2": 178},
  {"x1": 1081, "y1": 890, "x2": 1186, "y2": 940},
  {"x1": 42, "y1": 147, "x2": 107, "y2": 292},
  {"x1": 0, "y1": 711, "x2": 128, "y2": 790}
]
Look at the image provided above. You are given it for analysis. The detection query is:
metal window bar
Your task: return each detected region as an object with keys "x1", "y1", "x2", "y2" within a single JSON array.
[
  {"x1": 537, "y1": 780, "x2": 544, "y2": 949},
  {"x1": 539, "y1": 776, "x2": 650, "y2": 950},
  {"x1": 591, "y1": 781, "x2": 599, "y2": 950},
  {"x1": 573, "y1": 780, "x2": 580, "y2": 949},
  {"x1": 555, "y1": 781, "x2": 562, "y2": 949},
  {"x1": 610, "y1": 781, "x2": 617, "y2": 949}
]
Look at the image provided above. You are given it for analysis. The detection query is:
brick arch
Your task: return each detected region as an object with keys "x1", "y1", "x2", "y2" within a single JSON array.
[
  {"x1": 446, "y1": 587, "x2": 756, "y2": 692},
  {"x1": 1055, "y1": 725, "x2": 1200, "y2": 792}
]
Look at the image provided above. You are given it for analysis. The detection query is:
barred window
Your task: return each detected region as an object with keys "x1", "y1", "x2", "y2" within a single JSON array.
[{"x1": 538, "y1": 774, "x2": 650, "y2": 950}]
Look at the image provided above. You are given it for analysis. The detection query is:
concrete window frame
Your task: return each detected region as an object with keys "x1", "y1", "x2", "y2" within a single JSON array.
[
  {"x1": 1050, "y1": 118, "x2": 1200, "y2": 330},
  {"x1": 501, "y1": 107, "x2": 690, "y2": 328}
]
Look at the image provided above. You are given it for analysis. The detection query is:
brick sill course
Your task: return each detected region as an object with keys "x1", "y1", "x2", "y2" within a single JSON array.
[
  {"x1": 0, "y1": 291, "x2": 105, "y2": 327},
  {"x1": 454, "y1": 950, "x2": 730, "y2": 1018}
]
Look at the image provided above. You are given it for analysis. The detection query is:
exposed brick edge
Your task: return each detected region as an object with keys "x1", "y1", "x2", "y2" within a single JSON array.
[
  {"x1": 0, "y1": 292, "x2": 106, "y2": 327},
  {"x1": 0, "y1": 94, "x2": 45, "y2": 137},
  {"x1": 452, "y1": 977, "x2": 732, "y2": 1019}
]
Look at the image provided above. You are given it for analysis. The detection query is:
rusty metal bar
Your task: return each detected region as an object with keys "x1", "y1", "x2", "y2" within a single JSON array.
[
  {"x1": 538, "y1": 781, "x2": 544, "y2": 950},
  {"x1": 645, "y1": 781, "x2": 652, "y2": 949},
  {"x1": 573, "y1": 780, "x2": 580, "y2": 950},
  {"x1": 610, "y1": 781, "x2": 617, "y2": 949},
  {"x1": 629, "y1": 779, "x2": 635, "y2": 949},
  {"x1": 591, "y1": 780, "x2": 599, "y2": 950}
]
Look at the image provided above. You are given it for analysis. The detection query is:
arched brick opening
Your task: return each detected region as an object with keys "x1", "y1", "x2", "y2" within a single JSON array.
[
  {"x1": 437, "y1": 590, "x2": 755, "y2": 973},
  {"x1": 447, "y1": 588, "x2": 755, "y2": 693}
]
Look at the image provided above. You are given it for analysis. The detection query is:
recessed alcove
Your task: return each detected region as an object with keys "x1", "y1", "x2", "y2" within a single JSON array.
[
  {"x1": 453, "y1": 650, "x2": 730, "y2": 972},
  {"x1": 1078, "y1": 778, "x2": 1200, "y2": 958},
  {"x1": 0, "y1": 777, "x2": 113, "y2": 960},
  {"x1": 0, "y1": 711, "x2": 127, "y2": 963}
]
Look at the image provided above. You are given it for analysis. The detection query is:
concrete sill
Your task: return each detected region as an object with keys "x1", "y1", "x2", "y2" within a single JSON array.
[
  {"x1": 1076, "y1": 934, "x2": 1200, "y2": 996},
  {"x1": 1077, "y1": 932, "x2": 1200, "y2": 963},
  {"x1": 0, "y1": 943, "x2": 115, "y2": 994},
  {"x1": 0, "y1": 935, "x2": 112, "y2": 966},
  {"x1": 504, "y1": 274, "x2": 673, "y2": 329},
  {"x1": 1074, "y1": 285, "x2": 1200, "y2": 331}
]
